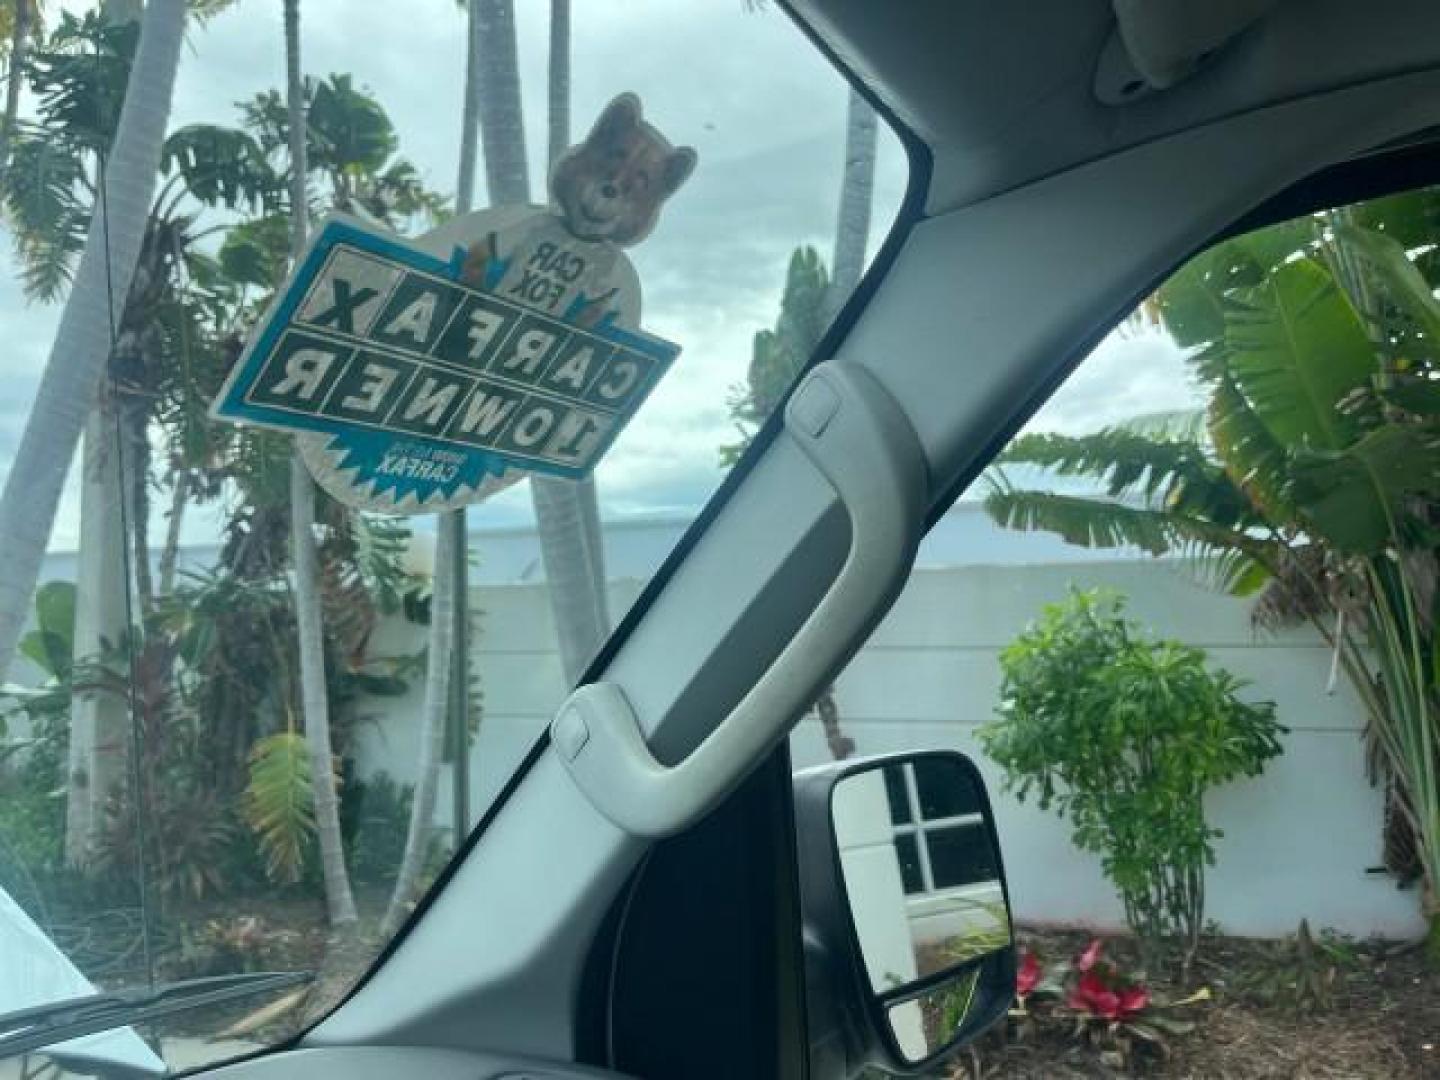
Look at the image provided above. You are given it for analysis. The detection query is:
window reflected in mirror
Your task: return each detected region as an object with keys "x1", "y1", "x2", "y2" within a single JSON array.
[{"x1": 832, "y1": 757, "x2": 1012, "y2": 996}]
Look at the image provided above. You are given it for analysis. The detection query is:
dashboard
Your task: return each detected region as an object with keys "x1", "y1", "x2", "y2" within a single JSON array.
[{"x1": 204, "y1": 1046, "x2": 635, "y2": 1080}]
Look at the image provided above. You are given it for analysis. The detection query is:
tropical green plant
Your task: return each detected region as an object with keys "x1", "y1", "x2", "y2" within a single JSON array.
[
  {"x1": 1233, "y1": 919, "x2": 1359, "y2": 1015},
  {"x1": 984, "y1": 188, "x2": 1440, "y2": 954},
  {"x1": 979, "y1": 589, "x2": 1284, "y2": 970},
  {"x1": 0, "y1": 581, "x2": 75, "y2": 904},
  {"x1": 245, "y1": 730, "x2": 314, "y2": 884}
]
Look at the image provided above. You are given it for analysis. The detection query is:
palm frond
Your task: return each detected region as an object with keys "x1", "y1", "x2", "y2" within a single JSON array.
[
  {"x1": 1113, "y1": 409, "x2": 1207, "y2": 443},
  {"x1": 983, "y1": 477, "x2": 1276, "y2": 593},
  {"x1": 162, "y1": 123, "x2": 281, "y2": 212},
  {"x1": 3, "y1": 133, "x2": 88, "y2": 300},
  {"x1": 244, "y1": 731, "x2": 314, "y2": 883},
  {"x1": 996, "y1": 427, "x2": 1255, "y2": 528}
]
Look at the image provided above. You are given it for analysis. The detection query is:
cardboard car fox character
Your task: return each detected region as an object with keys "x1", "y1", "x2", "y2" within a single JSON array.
[{"x1": 210, "y1": 94, "x2": 696, "y2": 515}]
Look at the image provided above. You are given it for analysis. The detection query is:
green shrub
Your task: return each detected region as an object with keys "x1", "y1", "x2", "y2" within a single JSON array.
[
  {"x1": 978, "y1": 589, "x2": 1284, "y2": 969},
  {"x1": 343, "y1": 770, "x2": 422, "y2": 888}
]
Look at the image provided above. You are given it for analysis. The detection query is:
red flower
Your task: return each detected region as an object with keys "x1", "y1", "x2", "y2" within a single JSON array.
[
  {"x1": 1076, "y1": 938, "x2": 1104, "y2": 973},
  {"x1": 1118, "y1": 985, "x2": 1150, "y2": 1016},
  {"x1": 1068, "y1": 971, "x2": 1121, "y2": 1019},
  {"x1": 1067, "y1": 970, "x2": 1150, "y2": 1021},
  {"x1": 1016, "y1": 950, "x2": 1042, "y2": 998}
]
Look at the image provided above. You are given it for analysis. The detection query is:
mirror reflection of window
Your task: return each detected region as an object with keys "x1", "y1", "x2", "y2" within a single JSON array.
[{"x1": 833, "y1": 758, "x2": 1012, "y2": 998}]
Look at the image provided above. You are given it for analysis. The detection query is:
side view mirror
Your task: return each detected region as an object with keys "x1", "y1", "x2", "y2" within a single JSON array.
[{"x1": 795, "y1": 751, "x2": 1015, "y2": 1076}]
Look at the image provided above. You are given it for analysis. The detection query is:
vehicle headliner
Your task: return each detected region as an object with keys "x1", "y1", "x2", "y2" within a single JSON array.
[{"x1": 791, "y1": 0, "x2": 1440, "y2": 214}]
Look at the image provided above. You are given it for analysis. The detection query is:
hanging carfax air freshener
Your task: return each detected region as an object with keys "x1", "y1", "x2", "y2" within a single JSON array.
[{"x1": 209, "y1": 93, "x2": 696, "y2": 513}]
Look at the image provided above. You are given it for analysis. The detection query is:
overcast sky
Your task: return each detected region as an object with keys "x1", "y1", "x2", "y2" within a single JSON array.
[{"x1": 0, "y1": 0, "x2": 1202, "y2": 551}]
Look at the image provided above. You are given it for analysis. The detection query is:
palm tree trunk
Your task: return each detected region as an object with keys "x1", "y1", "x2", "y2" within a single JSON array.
[
  {"x1": 381, "y1": 525, "x2": 455, "y2": 936},
  {"x1": 64, "y1": 402, "x2": 131, "y2": 867},
  {"x1": 124, "y1": 399, "x2": 153, "y2": 610},
  {"x1": 384, "y1": 0, "x2": 482, "y2": 930},
  {"x1": 531, "y1": 481, "x2": 608, "y2": 683},
  {"x1": 156, "y1": 472, "x2": 186, "y2": 596},
  {"x1": 815, "y1": 685, "x2": 853, "y2": 760},
  {"x1": 285, "y1": 0, "x2": 357, "y2": 927},
  {"x1": 475, "y1": 0, "x2": 529, "y2": 207},
  {"x1": 0, "y1": 0, "x2": 32, "y2": 179},
  {"x1": 472, "y1": 0, "x2": 610, "y2": 684},
  {"x1": 825, "y1": 87, "x2": 877, "y2": 322},
  {"x1": 545, "y1": 0, "x2": 610, "y2": 666},
  {"x1": 805, "y1": 88, "x2": 877, "y2": 757},
  {"x1": 0, "y1": 0, "x2": 186, "y2": 681},
  {"x1": 546, "y1": 0, "x2": 569, "y2": 176}
]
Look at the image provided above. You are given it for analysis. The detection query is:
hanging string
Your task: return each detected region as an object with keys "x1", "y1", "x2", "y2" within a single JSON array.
[{"x1": 93, "y1": 25, "x2": 156, "y2": 993}]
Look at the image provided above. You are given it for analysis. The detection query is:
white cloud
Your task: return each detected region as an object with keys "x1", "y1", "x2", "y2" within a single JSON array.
[{"x1": 1023, "y1": 328, "x2": 1203, "y2": 436}]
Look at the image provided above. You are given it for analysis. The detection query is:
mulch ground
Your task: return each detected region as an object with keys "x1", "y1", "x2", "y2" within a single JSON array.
[{"x1": 943, "y1": 927, "x2": 1440, "y2": 1079}]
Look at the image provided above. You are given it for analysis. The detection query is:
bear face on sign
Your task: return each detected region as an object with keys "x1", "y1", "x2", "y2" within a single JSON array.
[{"x1": 551, "y1": 93, "x2": 697, "y2": 247}]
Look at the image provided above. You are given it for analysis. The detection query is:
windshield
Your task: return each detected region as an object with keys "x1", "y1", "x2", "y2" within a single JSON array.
[{"x1": 0, "y1": 1, "x2": 905, "y2": 1072}]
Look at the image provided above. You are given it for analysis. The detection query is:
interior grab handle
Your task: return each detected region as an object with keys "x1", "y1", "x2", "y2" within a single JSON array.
[{"x1": 551, "y1": 362, "x2": 929, "y2": 837}]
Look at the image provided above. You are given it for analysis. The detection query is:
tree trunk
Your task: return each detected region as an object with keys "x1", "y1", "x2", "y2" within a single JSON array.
[
  {"x1": 473, "y1": 0, "x2": 610, "y2": 684},
  {"x1": 815, "y1": 685, "x2": 853, "y2": 761},
  {"x1": 381, "y1": 525, "x2": 454, "y2": 936},
  {"x1": 291, "y1": 459, "x2": 358, "y2": 925},
  {"x1": 805, "y1": 89, "x2": 877, "y2": 759},
  {"x1": 285, "y1": 0, "x2": 357, "y2": 927},
  {"x1": 825, "y1": 87, "x2": 877, "y2": 322},
  {"x1": 545, "y1": 0, "x2": 610, "y2": 666},
  {"x1": 0, "y1": 0, "x2": 32, "y2": 180},
  {"x1": 65, "y1": 403, "x2": 131, "y2": 867},
  {"x1": 385, "y1": 0, "x2": 482, "y2": 929},
  {"x1": 156, "y1": 472, "x2": 186, "y2": 596},
  {"x1": 531, "y1": 481, "x2": 608, "y2": 683},
  {"x1": 0, "y1": 0, "x2": 187, "y2": 681},
  {"x1": 546, "y1": 0, "x2": 570, "y2": 183},
  {"x1": 475, "y1": 0, "x2": 529, "y2": 207},
  {"x1": 124, "y1": 399, "x2": 153, "y2": 610}
]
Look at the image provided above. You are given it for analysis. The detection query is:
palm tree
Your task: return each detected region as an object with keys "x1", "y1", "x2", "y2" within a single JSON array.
[
  {"x1": 826, "y1": 88, "x2": 877, "y2": 320},
  {"x1": 0, "y1": 0, "x2": 186, "y2": 682},
  {"x1": 2, "y1": 8, "x2": 267, "y2": 861},
  {"x1": 0, "y1": 0, "x2": 37, "y2": 179},
  {"x1": 470, "y1": 0, "x2": 611, "y2": 688},
  {"x1": 63, "y1": 402, "x2": 129, "y2": 866},
  {"x1": 382, "y1": 0, "x2": 483, "y2": 937},
  {"x1": 282, "y1": 0, "x2": 357, "y2": 928},
  {"x1": 544, "y1": 0, "x2": 609, "y2": 653},
  {"x1": 985, "y1": 192, "x2": 1440, "y2": 952}
]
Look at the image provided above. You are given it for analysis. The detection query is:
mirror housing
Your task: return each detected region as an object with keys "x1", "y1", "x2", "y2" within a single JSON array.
[{"x1": 795, "y1": 751, "x2": 1015, "y2": 1076}]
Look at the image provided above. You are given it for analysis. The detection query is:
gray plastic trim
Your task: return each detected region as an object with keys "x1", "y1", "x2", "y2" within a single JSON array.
[{"x1": 550, "y1": 364, "x2": 928, "y2": 838}]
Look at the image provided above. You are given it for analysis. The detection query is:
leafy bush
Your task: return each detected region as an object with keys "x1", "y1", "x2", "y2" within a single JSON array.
[
  {"x1": 343, "y1": 770, "x2": 426, "y2": 889},
  {"x1": 979, "y1": 589, "x2": 1284, "y2": 968}
]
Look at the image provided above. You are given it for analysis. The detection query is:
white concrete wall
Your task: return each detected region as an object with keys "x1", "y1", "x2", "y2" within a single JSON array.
[{"x1": 352, "y1": 559, "x2": 1425, "y2": 940}]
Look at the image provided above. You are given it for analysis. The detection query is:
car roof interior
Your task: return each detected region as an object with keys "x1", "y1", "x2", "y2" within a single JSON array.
[{"x1": 793, "y1": 0, "x2": 1440, "y2": 213}]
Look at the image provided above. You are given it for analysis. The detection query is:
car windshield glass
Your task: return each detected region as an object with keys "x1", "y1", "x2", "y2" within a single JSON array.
[{"x1": 0, "y1": 1, "x2": 905, "y2": 1072}]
